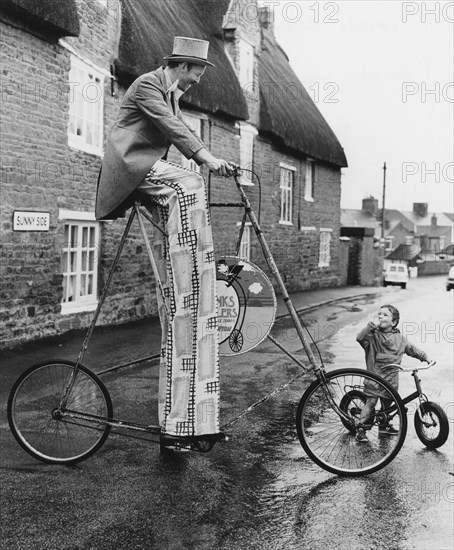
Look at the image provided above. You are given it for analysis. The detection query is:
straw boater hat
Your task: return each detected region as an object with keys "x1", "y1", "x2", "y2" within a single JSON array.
[{"x1": 163, "y1": 36, "x2": 215, "y2": 67}]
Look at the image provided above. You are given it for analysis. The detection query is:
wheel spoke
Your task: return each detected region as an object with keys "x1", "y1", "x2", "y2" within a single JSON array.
[
  {"x1": 296, "y1": 369, "x2": 407, "y2": 475},
  {"x1": 8, "y1": 361, "x2": 112, "y2": 464}
]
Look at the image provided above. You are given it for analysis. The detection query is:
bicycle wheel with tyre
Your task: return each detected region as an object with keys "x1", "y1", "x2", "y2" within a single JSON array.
[
  {"x1": 8, "y1": 360, "x2": 112, "y2": 464},
  {"x1": 339, "y1": 389, "x2": 368, "y2": 433},
  {"x1": 414, "y1": 401, "x2": 449, "y2": 449},
  {"x1": 296, "y1": 368, "x2": 407, "y2": 476}
]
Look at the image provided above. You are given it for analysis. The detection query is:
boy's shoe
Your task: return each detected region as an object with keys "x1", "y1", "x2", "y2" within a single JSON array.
[
  {"x1": 355, "y1": 428, "x2": 368, "y2": 442},
  {"x1": 379, "y1": 424, "x2": 399, "y2": 436}
]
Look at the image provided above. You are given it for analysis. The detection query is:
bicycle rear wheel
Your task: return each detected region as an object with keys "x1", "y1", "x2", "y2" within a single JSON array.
[
  {"x1": 8, "y1": 360, "x2": 112, "y2": 464},
  {"x1": 296, "y1": 368, "x2": 407, "y2": 476}
]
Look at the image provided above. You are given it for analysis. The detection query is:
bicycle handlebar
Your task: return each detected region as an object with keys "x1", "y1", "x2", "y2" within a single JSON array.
[{"x1": 394, "y1": 360, "x2": 437, "y2": 372}]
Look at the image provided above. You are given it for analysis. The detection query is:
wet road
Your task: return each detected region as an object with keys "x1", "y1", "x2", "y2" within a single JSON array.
[{"x1": 0, "y1": 276, "x2": 452, "y2": 549}]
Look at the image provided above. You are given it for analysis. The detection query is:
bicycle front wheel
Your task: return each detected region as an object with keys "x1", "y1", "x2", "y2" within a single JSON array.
[
  {"x1": 296, "y1": 368, "x2": 407, "y2": 476},
  {"x1": 414, "y1": 401, "x2": 449, "y2": 449},
  {"x1": 8, "y1": 360, "x2": 112, "y2": 464}
]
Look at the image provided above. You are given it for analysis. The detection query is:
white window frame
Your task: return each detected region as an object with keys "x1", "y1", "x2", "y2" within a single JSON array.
[
  {"x1": 305, "y1": 159, "x2": 315, "y2": 201},
  {"x1": 59, "y1": 210, "x2": 100, "y2": 315},
  {"x1": 68, "y1": 55, "x2": 104, "y2": 156},
  {"x1": 239, "y1": 123, "x2": 257, "y2": 185},
  {"x1": 181, "y1": 112, "x2": 202, "y2": 173},
  {"x1": 319, "y1": 228, "x2": 332, "y2": 267},
  {"x1": 236, "y1": 222, "x2": 252, "y2": 260},
  {"x1": 279, "y1": 163, "x2": 295, "y2": 225},
  {"x1": 385, "y1": 236, "x2": 394, "y2": 252},
  {"x1": 238, "y1": 39, "x2": 254, "y2": 90}
]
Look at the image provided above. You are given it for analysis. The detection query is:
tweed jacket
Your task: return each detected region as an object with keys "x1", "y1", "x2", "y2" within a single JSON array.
[{"x1": 95, "y1": 67, "x2": 205, "y2": 220}]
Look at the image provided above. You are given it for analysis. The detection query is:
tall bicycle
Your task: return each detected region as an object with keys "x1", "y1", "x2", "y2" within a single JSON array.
[{"x1": 8, "y1": 172, "x2": 444, "y2": 476}]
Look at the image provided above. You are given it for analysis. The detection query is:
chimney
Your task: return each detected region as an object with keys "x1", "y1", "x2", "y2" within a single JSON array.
[
  {"x1": 431, "y1": 214, "x2": 437, "y2": 227},
  {"x1": 413, "y1": 203, "x2": 428, "y2": 217},
  {"x1": 259, "y1": 6, "x2": 275, "y2": 34},
  {"x1": 362, "y1": 196, "x2": 379, "y2": 216}
]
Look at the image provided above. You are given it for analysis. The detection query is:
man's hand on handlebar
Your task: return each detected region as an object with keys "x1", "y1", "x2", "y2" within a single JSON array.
[
  {"x1": 206, "y1": 158, "x2": 239, "y2": 177},
  {"x1": 193, "y1": 148, "x2": 240, "y2": 177}
]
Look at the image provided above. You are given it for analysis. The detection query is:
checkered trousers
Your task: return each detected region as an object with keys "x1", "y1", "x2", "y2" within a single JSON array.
[{"x1": 137, "y1": 160, "x2": 219, "y2": 436}]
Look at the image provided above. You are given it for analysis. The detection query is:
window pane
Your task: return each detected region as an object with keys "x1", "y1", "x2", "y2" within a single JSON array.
[
  {"x1": 70, "y1": 251, "x2": 77, "y2": 272},
  {"x1": 92, "y1": 124, "x2": 100, "y2": 148},
  {"x1": 82, "y1": 251, "x2": 88, "y2": 271},
  {"x1": 61, "y1": 220, "x2": 99, "y2": 309},
  {"x1": 62, "y1": 251, "x2": 68, "y2": 273},
  {"x1": 89, "y1": 227, "x2": 96, "y2": 247},
  {"x1": 71, "y1": 225, "x2": 78, "y2": 247},
  {"x1": 68, "y1": 275, "x2": 76, "y2": 301},
  {"x1": 62, "y1": 276, "x2": 68, "y2": 301},
  {"x1": 68, "y1": 57, "x2": 103, "y2": 153},
  {"x1": 82, "y1": 227, "x2": 88, "y2": 247},
  {"x1": 280, "y1": 167, "x2": 293, "y2": 223}
]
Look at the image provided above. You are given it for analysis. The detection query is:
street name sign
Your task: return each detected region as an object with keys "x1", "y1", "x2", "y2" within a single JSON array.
[{"x1": 13, "y1": 211, "x2": 50, "y2": 231}]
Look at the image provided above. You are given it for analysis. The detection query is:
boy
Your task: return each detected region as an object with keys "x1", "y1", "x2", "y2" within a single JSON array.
[{"x1": 355, "y1": 304, "x2": 432, "y2": 442}]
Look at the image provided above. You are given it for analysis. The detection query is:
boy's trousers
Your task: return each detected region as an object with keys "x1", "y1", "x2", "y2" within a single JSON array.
[{"x1": 137, "y1": 160, "x2": 220, "y2": 436}]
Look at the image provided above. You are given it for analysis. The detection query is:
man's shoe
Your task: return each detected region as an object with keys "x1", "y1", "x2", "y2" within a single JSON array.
[
  {"x1": 379, "y1": 424, "x2": 399, "y2": 436},
  {"x1": 355, "y1": 427, "x2": 368, "y2": 442},
  {"x1": 160, "y1": 432, "x2": 227, "y2": 453}
]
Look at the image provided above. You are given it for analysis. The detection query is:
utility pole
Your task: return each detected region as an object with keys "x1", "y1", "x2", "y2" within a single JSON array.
[{"x1": 381, "y1": 162, "x2": 387, "y2": 242}]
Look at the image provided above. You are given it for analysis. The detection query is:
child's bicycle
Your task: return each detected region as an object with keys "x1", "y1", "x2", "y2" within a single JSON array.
[
  {"x1": 6, "y1": 172, "x2": 449, "y2": 476},
  {"x1": 325, "y1": 361, "x2": 449, "y2": 450}
]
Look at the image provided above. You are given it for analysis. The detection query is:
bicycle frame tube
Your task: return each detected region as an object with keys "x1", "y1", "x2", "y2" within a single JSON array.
[
  {"x1": 59, "y1": 208, "x2": 138, "y2": 408},
  {"x1": 381, "y1": 371, "x2": 424, "y2": 415},
  {"x1": 233, "y1": 175, "x2": 320, "y2": 371},
  {"x1": 61, "y1": 408, "x2": 162, "y2": 435},
  {"x1": 60, "y1": 204, "x2": 166, "y2": 409}
]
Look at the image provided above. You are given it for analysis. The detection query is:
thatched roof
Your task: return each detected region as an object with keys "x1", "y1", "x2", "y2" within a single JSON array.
[
  {"x1": 0, "y1": 0, "x2": 80, "y2": 38},
  {"x1": 116, "y1": 0, "x2": 248, "y2": 121},
  {"x1": 258, "y1": 30, "x2": 347, "y2": 167}
]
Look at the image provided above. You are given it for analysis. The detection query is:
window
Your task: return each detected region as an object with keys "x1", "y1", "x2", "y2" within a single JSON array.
[
  {"x1": 319, "y1": 228, "x2": 332, "y2": 267},
  {"x1": 305, "y1": 159, "x2": 315, "y2": 201},
  {"x1": 237, "y1": 222, "x2": 251, "y2": 260},
  {"x1": 239, "y1": 124, "x2": 257, "y2": 185},
  {"x1": 428, "y1": 237, "x2": 441, "y2": 253},
  {"x1": 181, "y1": 113, "x2": 201, "y2": 173},
  {"x1": 59, "y1": 211, "x2": 100, "y2": 314},
  {"x1": 238, "y1": 39, "x2": 254, "y2": 90},
  {"x1": 385, "y1": 236, "x2": 394, "y2": 252},
  {"x1": 280, "y1": 164, "x2": 295, "y2": 224},
  {"x1": 68, "y1": 56, "x2": 104, "y2": 156}
]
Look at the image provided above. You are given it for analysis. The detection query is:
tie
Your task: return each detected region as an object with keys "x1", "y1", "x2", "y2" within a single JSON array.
[{"x1": 170, "y1": 92, "x2": 176, "y2": 114}]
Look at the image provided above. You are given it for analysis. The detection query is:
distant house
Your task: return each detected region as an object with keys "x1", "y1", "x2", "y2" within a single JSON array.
[
  {"x1": 342, "y1": 197, "x2": 453, "y2": 256},
  {"x1": 0, "y1": 0, "x2": 347, "y2": 348}
]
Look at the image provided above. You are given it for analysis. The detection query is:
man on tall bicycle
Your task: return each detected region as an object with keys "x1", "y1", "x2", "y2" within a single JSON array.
[{"x1": 96, "y1": 37, "x2": 237, "y2": 450}]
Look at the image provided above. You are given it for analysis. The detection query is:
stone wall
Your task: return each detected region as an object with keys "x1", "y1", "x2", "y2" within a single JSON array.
[{"x1": 0, "y1": 0, "x2": 346, "y2": 348}]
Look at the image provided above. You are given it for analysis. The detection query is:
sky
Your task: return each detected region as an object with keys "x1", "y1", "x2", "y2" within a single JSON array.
[{"x1": 263, "y1": 0, "x2": 454, "y2": 212}]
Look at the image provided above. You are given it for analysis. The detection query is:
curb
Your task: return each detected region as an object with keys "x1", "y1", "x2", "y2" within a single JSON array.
[{"x1": 275, "y1": 289, "x2": 384, "y2": 320}]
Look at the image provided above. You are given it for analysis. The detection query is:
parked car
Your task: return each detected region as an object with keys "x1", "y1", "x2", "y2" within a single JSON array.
[
  {"x1": 383, "y1": 263, "x2": 409, "y2": 289},
  {"x1": 446, "y1": 265, "x2": 454, "y2": 291}
]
